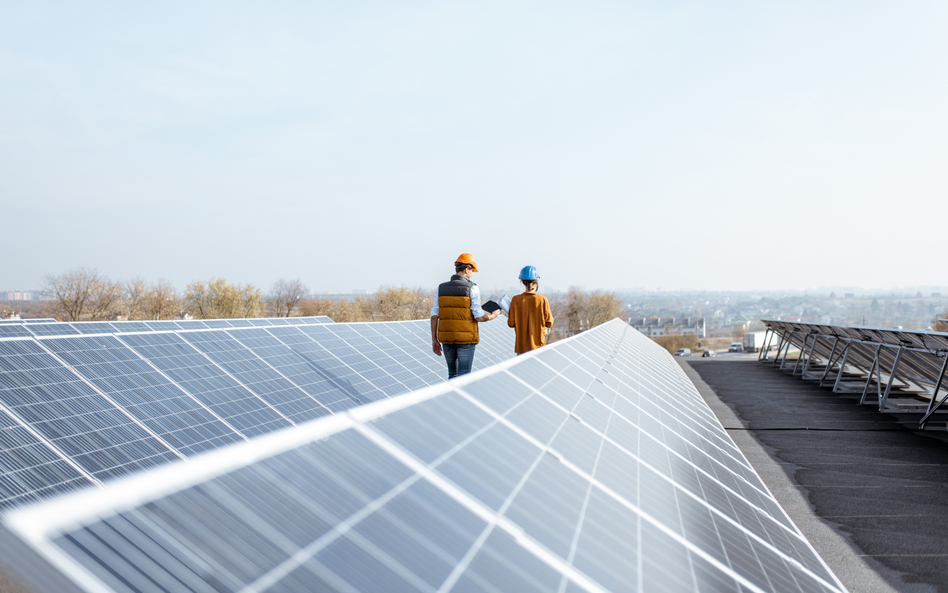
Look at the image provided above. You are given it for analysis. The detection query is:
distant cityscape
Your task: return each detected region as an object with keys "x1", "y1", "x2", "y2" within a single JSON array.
[
  {"x1": 616, "y1": 288, "x2": 947, "y2": 337},
  {"x1": 3, "y1": 287, "x2": 946, "y2": 334},
  {"x1": 0, "y1": 290, "x2": 54, "y2": 302}
]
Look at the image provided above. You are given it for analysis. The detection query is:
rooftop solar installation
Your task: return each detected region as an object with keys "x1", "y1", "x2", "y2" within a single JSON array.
[
  {"x1": 0, "y1": 317, "x2": 515, "y2": 510},
  {"x1": 0, "y1": 319, "x2": 845, "y2": 593},
  {"x1": 760, "y1": 319, "x2": 948, "y2": 428}
]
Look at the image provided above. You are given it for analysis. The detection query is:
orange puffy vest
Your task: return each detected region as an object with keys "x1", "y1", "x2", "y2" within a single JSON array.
[{"x1": 436, "y1": 275, "x2": 480, "y2": 345}]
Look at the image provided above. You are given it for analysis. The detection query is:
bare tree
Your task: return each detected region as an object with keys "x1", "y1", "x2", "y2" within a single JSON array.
[
  {"x1": 143, "y1": 279, "x2": 181, "y2": 320},
  {"x1": 299, "y1": 297, "x2": 336, "y2": 319},
  {"x1": 87, "y1": 277, "x2": 125, "y2": 320},
  {"x1": 125, "y1": 276, "x2": 149, "y2": 320},
  {"x1": 361, "y1": 286, "x2": 433, "y2": 321},
  {"x1": 184, "y1": 278, "x2": 263, "y2": 319},
  {"x1": 297, "y1": 286, "x2": 432, "y2": 323},
  {"x1": 44, "y1": 266, "x2": 122, "y2": 321},
  {"x1": 240, "y1": 283, "x2": 264, "y2": 318},
  {"x1": 549, "y1": 286, "x2": 623, "y2": 340},
  {"x1": 269, "y1": 278, "x2": 309, "y2": 317}
]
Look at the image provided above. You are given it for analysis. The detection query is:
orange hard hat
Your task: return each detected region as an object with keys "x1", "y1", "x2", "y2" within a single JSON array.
[{"x1": 455, "y1": 253, "x2": 478, "y2": 272}]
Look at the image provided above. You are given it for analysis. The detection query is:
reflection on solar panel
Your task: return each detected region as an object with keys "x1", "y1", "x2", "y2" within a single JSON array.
[
  {"x1": 760, "y1": 319, "x2": 948, "y2": 428},
  {"x1": 0, "y1": 319, "x2": 845, "y2": 593},
  {"x1": 0, "y1": 317, "x2": 515, "y2": 510}
]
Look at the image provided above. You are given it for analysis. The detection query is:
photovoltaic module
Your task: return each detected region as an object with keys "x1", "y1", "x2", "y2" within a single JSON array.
[
  {"x1": 0, "y1": 319, "x2": 846, "y2": 593},
  {"x1": 0, "y1": 316, "x2": 516, "y2": 509}
]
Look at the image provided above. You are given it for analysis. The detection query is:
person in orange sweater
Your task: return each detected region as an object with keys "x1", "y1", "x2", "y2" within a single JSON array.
[{"x1": 507, "y1": 265, "x2": 554, "y2": 354}]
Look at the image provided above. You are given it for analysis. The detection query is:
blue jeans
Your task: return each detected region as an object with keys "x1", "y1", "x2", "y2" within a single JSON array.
[{"x1": 443, "y1": 343, "x2": 476, "y2": 379}]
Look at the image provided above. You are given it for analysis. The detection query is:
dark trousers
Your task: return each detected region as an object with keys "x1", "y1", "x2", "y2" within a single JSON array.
[{"x1": 443, "y1": 343, "x2": 476, "y2": 379}]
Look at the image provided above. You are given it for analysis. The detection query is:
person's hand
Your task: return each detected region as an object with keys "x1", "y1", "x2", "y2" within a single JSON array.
[
  {"x1": 490, "y1": 309, "x2": 501, "y2": 320},
  {"x1": 432, "y1": 341, "x2": 442, "y2": 356}
]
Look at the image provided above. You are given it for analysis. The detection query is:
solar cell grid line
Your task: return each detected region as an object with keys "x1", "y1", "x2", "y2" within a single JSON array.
[
  {"x1": 0, "y1": 398, "x2": 97, "y2": 509},
  {"x1": 276, "y1": 326, "x2": 389, "y2": 406},
  {"x1": 0, "y1": 325, "x2": 32, "y2": 337},
  {"x1": 607, "y1": 342, "x2": 755, "y2": 477},
  {"x1": 319, "y1": 324, "x2": 416, "y2": 396},
  {"x1": 617, "y1": 359, "x2": 748, "y2": 472},
  {"x1": 67, "y1": 322, "x2": 117, "y2": 335},
  {"x1": 450, "y1": 332, "x2": 840, "y2": 592},
  {"x1": 343, "y1": 324, "x2": 435, "y2": 393},
  {"x1": 247, "y1": 319, "x2": 276, "y2": 327},
  {"x1": 360, "y1": 324, "x2": 443, "y2": 388},
  {"x1": 355, "y1": 319, "x2": 495, "y2": 383},
  {"x1": 142, "y1": 321, "x2": 182, "y2": 332},
  {"x1": 224, "y1": 328, "x2": 360, "y2": 413},
  {"x1": 512, "y1": 330, "x2": 800, "y2": 544},
  {"x1": 529, "y1": 338, "x2": 789, "y2": 533},
  {"x1": 0, "y1": 339, "x2": 182, "y2": 486},
  {"x1": 378, "y1": 323, "x2": 448, "y2": 379},
  {"x1": 0, "y1": 319, "x2": 846, "y2": 593},
  {"x1": 26, "y1": 323, "x2": 80, "y2": 336},
  {"x1": 177, "y1": 330, "x2": 332, "y2": 424},
  {"x1": 39, "y1": 335, "x2": 245, "y2": 457},
  {"x1": 115, "y1": 333, "x2": 293, "y2": 438},
  {"x1": 610, "y1": 366, "x2": 777, "y2": 517},
  {"x1": 106, "y1": 322, "x2": 153, "y2": 333},
  {"x1": 304, "y1": 324, "x2": 412, "y2": 387}
]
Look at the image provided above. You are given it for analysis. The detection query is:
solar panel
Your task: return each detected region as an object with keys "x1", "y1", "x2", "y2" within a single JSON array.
[
  {"x1": 0, "y1": 318, "x2": 516, "y2": 511},
  {"x1": 25, "y1": 323, "x2": 80, "y2": 336},
  {"x1": 0, "y1": 339, "x2": 181, "y2": 508},
  {"x1": 760, "y1": 319, "x2": 948, "y2": 428},
  {"x1": 0, "y1": 325, "x2": 32, "y2": 337},
  {"x1": 0, "y1": 320, "x2": 845, "y2": 593},
  {"x1": 38, "y1": 335, "x2": 244, "y2": 458},
  {"x1": 178, "y1": 330, "x2": 332, "y2": 424}
]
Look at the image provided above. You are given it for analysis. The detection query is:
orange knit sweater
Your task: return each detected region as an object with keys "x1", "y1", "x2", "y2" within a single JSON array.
[{"x1": 507, "y1": 292, "x2": 554, "y2": 354}]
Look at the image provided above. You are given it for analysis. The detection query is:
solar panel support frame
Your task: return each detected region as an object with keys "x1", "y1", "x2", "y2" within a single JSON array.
[
  {"x1": 879, "y1": 346, "x2": 904, "y2": 411},
  {"x1": 919, "y1": 354, "x2": 948, "y2": 429},
  {"x1": 858, "y1": 345, "x2": 883, "y2": 406},
  {"x1": 818, "y1": 337, "x2": 841, "y2": 386},
  {"x1": 831, "y1": 343, "x2": 852, "y2": 393}
]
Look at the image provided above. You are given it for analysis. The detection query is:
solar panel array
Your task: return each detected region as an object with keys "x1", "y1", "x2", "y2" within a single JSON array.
[
  {"x1": 760, "y1": 319, "x2": 948, "y2": 428},
  {"x1": 0, "y1": 317, "x2": 515, "y2": 510},
  {"x1": 1, "y1": 319, "x2": 845, "y2": 593}
]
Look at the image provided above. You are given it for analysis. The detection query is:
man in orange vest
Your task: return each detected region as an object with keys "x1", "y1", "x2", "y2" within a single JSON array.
[{"x1": 430, "y1": 253, "x2": 501, "y2": 379}]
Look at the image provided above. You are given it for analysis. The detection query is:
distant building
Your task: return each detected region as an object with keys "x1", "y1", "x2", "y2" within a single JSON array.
[
  {"x1": 630, "y1": 316, "x2": 706, "y2": 338},
  {"x1": 0, "y1": 290, "x2": 54, "y2": 302},
  {"x1": 934, "y1": 293, "x2": 942, "y2": 298},
  {"x1": 845, "y1": 293, "x2": 855, "y2": 299}
]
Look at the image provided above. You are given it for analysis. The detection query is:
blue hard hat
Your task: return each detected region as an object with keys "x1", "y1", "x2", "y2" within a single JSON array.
[{"x1": 518, "y1": 265, "x2": 540, "y2": 281}]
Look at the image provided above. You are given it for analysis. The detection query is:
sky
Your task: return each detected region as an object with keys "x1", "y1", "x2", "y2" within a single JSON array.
[{"x1": 2, "y1": 1, "x2": 947, "y2": 295}]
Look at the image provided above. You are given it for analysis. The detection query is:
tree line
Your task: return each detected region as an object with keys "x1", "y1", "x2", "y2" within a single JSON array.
[{"x1": 38, "y1": 266, "x2": 627, "y2": 341}]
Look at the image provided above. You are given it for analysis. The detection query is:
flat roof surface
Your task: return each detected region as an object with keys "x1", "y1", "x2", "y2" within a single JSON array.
[{"x1": 683, "y1": 357, "x2": 948, "y2": 593}]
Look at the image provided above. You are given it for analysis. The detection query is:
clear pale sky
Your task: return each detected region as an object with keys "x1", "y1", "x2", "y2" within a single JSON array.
[{"x1": 2, "y1": 1, "x2": 946, "y2": 294}]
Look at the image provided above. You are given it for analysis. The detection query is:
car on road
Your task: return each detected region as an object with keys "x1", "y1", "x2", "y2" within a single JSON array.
[
  {"x1": 701, "y1": 350, "x2": 716, "y2": 357},
  {"x1": 728, "y1": 342, "x2": 743, "y2": 352},
  {"x1": 674, "y1": 348, "x2": 691, "y2": 357}
]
